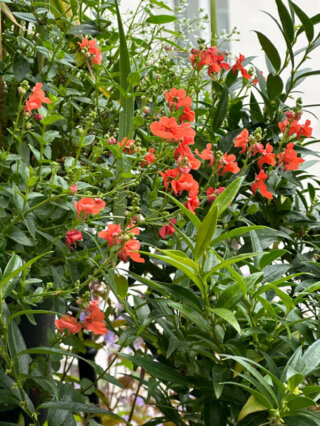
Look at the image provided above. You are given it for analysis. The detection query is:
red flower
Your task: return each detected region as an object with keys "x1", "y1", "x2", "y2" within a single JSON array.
[
  {"x1": 159, "y1": 168, "x2": 180, "y2": 191},
  {"x1": 297, "y1": 119, "x2": 312, "y2": 140},
  {"x1": 66, "y1": 229, "x2": 83, "y2": 249},
  {"x1": 164, "y1": 88, "x2": 192, "y2": 111},
  {"x1": 190, "y1": 47, "x2": 230, "y2": 74},
  {"x1": 74, "y1": 197, "x2": 106, "y2": 219},
  {"x1": 252, "y1": 143, "x2": 264, "y2": 155},
  {"x1": 118, "y1": 137, "x2": 136, "y2": 154},
  {"x1": 206, "y1": 186, "x2": 226, "y2": 203},
  {"x1": 24, "y1": 83, "x2": 52, "y2": 114},
  {"x1": 98, "y1": 223, "x2": 122, "y2": 246},
  {"x1": 119, "y1": 239, "x2": 145, "y2": 263},
  {"x1": 78, "y1": 38, "x2": 102, "y2": 65},
  {"x1": 185, "y1": 192, "x2": 199, "y2": 214},
  {"x1": 218, "y1": 153, "x2": 240, "y2": 175},
  {"x1": 171, "y1": 173, "x2": 199, "y2": 196},
  {"x1": 251, "y1": 170, "x2": 273, "y2": 199},
  {"x1": 195, "y1": 143, "x2": 214, "y2": 167},
  {"x1": 69, "y1": 184, "x2": 78, "y2": 193},
  {"x1": 190, "y1": 49, "x2": 211, "y2": 70},
  {"x1": 179, "y1": 106, "x2": 195, "y2": 123},
  {"x1": 232, "y1": 54, "x2": 251, "y2": 79},
  {"x1": 278, "y1": 119, "x2": 301, "y2": 136},
  {"x1": 150, "y1": 117, "x2": 195, "y2": 141},
  {"x1": 83, "y1": 301, "x2": 107, "y2": 335},
  {"x1": 141, "y1": 148, "x2": 156, "y2": 166},
  {"x1": 234, "y1": 129, "x2": 249, "y2": 154},
  {"x1": 55, "y1": 315, "x2": 82, "y2": 336},
  {"x1": 175, "y1": 144, "x2": 201, "y2": 173},
  {"x1": 278, "y1": 142, "x2": 304, "y2": 171},
  {"x1": 159, "y1": 218, "x2": 177, "y2": 239},
  {"x1": 257, "y1": 143, "x2": 276, "y2": 169}
]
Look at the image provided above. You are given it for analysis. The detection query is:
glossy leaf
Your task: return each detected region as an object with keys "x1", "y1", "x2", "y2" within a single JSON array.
[{"x1": 255, "y1": 31, "x2": 281, "y2": 71}]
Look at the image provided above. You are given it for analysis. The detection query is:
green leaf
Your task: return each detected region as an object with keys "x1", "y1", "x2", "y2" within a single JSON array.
[
  {"x1": 121, "y1": 354, "x2": 188, "y2": 385},
  {"x1": 143, "y1": 252, "x2": 203, "y2": 290},
  {"x1": 0, "y1": 251, "x2": 50, "y2": 291},
  {"x1": 301, "y1": 340, "x2": 320, "y2": 375},
  {"x1": 212, "y1": 308, "x2": 241, "y2": 334},
  {"x1": 160, "y1": 249, "x2": 198, "y2": 271},
  {"x1": 167, "y1": 301, "x2": 210, "y2": 332},
  {"x1": 1, "y1": 253, "x2": 22, "y2": 297},
  {"x1": 255, "y1": 31, "x2": 281, "y2": 72},
  {"x1": 259, "y1": 249, "x2": 287, "y2": 269},
  {"x1": 41, "y1": 115, "x2": 63, "y2": 125},
  {"x1": 127, "y1": 71, "x2": 140, "y2": 87},
  {"x1": 114, "y1": 274, "x2": 128, "y2": 299},
  {"x1": 16, "y1": 347, "x2": 123, "y2": 389},
  {"x1": 114, "y1": 1, "x2": 134, "y2": 224},
  {"x1": 38, "y1": 401, "x2": 123, "y2": 419},
  {"x1": 212, "y1": 365, "x2": 229, "y2": 399},
  {"x1": 146, "y1": 14, "x2": 176, "y2": 24},
  {"x1": 211, "y1": 225, "x2": 267, "y2": 247},
  {"x1": 7, "y1": 226, "x2": 33, "y2": 246},
  {"x1": 194, "y1": 205, "x2": 218, "y2": 261},
  {"x1": 212, "y1": 177, "x2": 244, "y2": 217},
  {"x1": 204, "y1": 252, "x2": 263, "y2": 281},
  {"x1": 275, "y1": 0, "x2": 295, "y2": 43},
  {"x1": 290, "y1": 1, "x2": 314, "y2": 42},
  {"x1": 267, "y1": 74, "x2": 283, "y2": 99},
  {"x1": 238, "y1": 395, "x2": 268, "y2": 421},
  {"x1": 13, "y1": 55, "x2": 30, "y2": 82},
  {"x1": 159, "y1": 190, "x2": 201, "y2": 229},
  {"x1": 8, "y1": 320, "x2": 31, "y2": 375},
  {"x1": 212, "y1": 86, "x2": 229, "y2": 132}
]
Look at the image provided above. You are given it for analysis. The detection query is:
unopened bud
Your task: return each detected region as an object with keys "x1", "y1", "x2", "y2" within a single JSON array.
[{"x1": 34, "y1": 113, "x2": 42, "y2": 121}]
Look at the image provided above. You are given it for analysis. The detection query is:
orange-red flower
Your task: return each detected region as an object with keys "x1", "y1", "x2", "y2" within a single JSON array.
[
  {"x1": 141, "y1": 148, "x2": 156, "y2": 166},
  {"x1": 278, "y1": 142, "x2": 304, "y2": 171},
  {"x1": 251, "y1": 170, "x2": 273, "y2": 199},
  {"x1": 278, "y1": 119, "x2": 301, "y2": 136},
  {"x1": 184, "y1": 192, "x2": 199, "y2": 214},
  {"x1": 171, "y1": 173, "x2": 199, "y2": 196},
  {"x1": 159, "y1": 218, "x2": 177, "y2": 239},
  {"x1": 165, "y1": 88, "x2": 192, "y2": 111},
  {"x1": 195, "y1": 143, "x2": 214, "y2": 167},
  {"x1": 257, "y1": 143, "x2": 276, "y2": 169},
  {"x1": 175, "y1": 144, "x2": 201, "y2": 173},
  {"x1": 297, "y1": 119, "x2": 312, "y2": 140},
  {"x1": 24, "y1": 83, "x2": 52, "y2": 114},
  {"x1": 98, "y1": 223, "x2": 122, "y2": 246},
  {"x1": 78, "y1": 37, "x2": 102, "y2": 65},
  {"x1": 74, "y1": 197, "x2": 106, "y2": 219},
  {"x1": 55, "y1": 315, "x2": 82, "y2": 336},
  {"x1": 119, "y1": 239, "x2": 145, "y2": 263},
  {"x1": 66, "y1": 229, "x2": 83, "y2": 249},
  {"x1": 179, "y1": 106, "x2": 195, "y2": 123},
  {"x1": 118, "y1": 137, "x2": 136, "y2": 154},
  {"x1": 150, "y1": 117, "x2": 195, "y2": 141},
  {"x1": 159, "y1": 168, "x2": 180, "y2": 191},
  {"x1": 234, "y1": 129, "x2": 249, "y2": 154},
  {"x1": 232, "y1": 54, "x2": 251, "y2": 79},
  {"x1": 83, "y1": 301, "x2": 107, "y2": 335},
  {"x1": 206, "y1": 186, "x2": 226, "y2": 203},
  {"x1": 218, "y1": 153, "x2": 240, "y2": 175},
  {"x1": 69, "y1": 184, "x2": 78, "y2": 193}
]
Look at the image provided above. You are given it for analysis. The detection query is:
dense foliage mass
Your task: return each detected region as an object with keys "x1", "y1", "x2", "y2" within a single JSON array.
[{"x1": 0, "y1": 0, "x2": 320, "y2": 425}]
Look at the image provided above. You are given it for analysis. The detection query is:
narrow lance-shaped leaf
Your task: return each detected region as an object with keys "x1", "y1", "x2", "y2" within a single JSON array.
[
  {"x1": 275, "y1": 0, "x2": 295, "y2": 43},
  {"x1": 290, "y1": 1, "x2": 314, "y2": 42},
  {"x1": 114, "y1": 0, "x2": 134, "y2": 225},
  {"x1": 194, "y1": 204, "x2": 218, "y2": 261},
  {"x1": 255, "y1": 31, "x2": 281, "y2": 72}
]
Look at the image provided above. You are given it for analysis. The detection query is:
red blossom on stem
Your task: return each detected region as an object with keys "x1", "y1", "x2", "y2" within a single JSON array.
[
  {"x1": 74, "y1": 198, "x2": 106, "y2": 219},
  {"x1": 78, "y1": 38, "x2": 102, "y2": 65},
  {"x1": 65, "y1": 229, "x2": 83, "y2": 249},
  {"x1": 159, "y1": 218, "x2": 177, "y2": 239},
  {"x1": 24, "y1": 83, "x2": 52, "y2": 115},
  {"x1": 234, "y1": 129, "x2": 249, "y2": 154},
  {"x1": 278, "y1": 142, "x2": 304, "y2": 171},
  {"x1": 232, "y1": 54, "x2": 251, "y2": 79},
  {"x1": 251, "y1": 170, "x2": 273, "y2": 199}
]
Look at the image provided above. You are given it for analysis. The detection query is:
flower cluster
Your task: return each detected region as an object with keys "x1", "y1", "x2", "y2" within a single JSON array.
[
  {"x1": 78, "y1": 37, "x2": 102, "y2": 66},
  {"x1": 190, "y1": 46, "x2": 230, "y2": 76},
  {"x1": 55, "y1": 300, "x2": 107, "y2": 336},
  {"x1": 24, "y1": 82, "x2": 51, "y2": 115},
  {"x1": 233, "y1": 119, "x2": 310, "y2": 199},
  {"x1": 98, "y1": 222, "x2": 145, "y2": 263}
]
